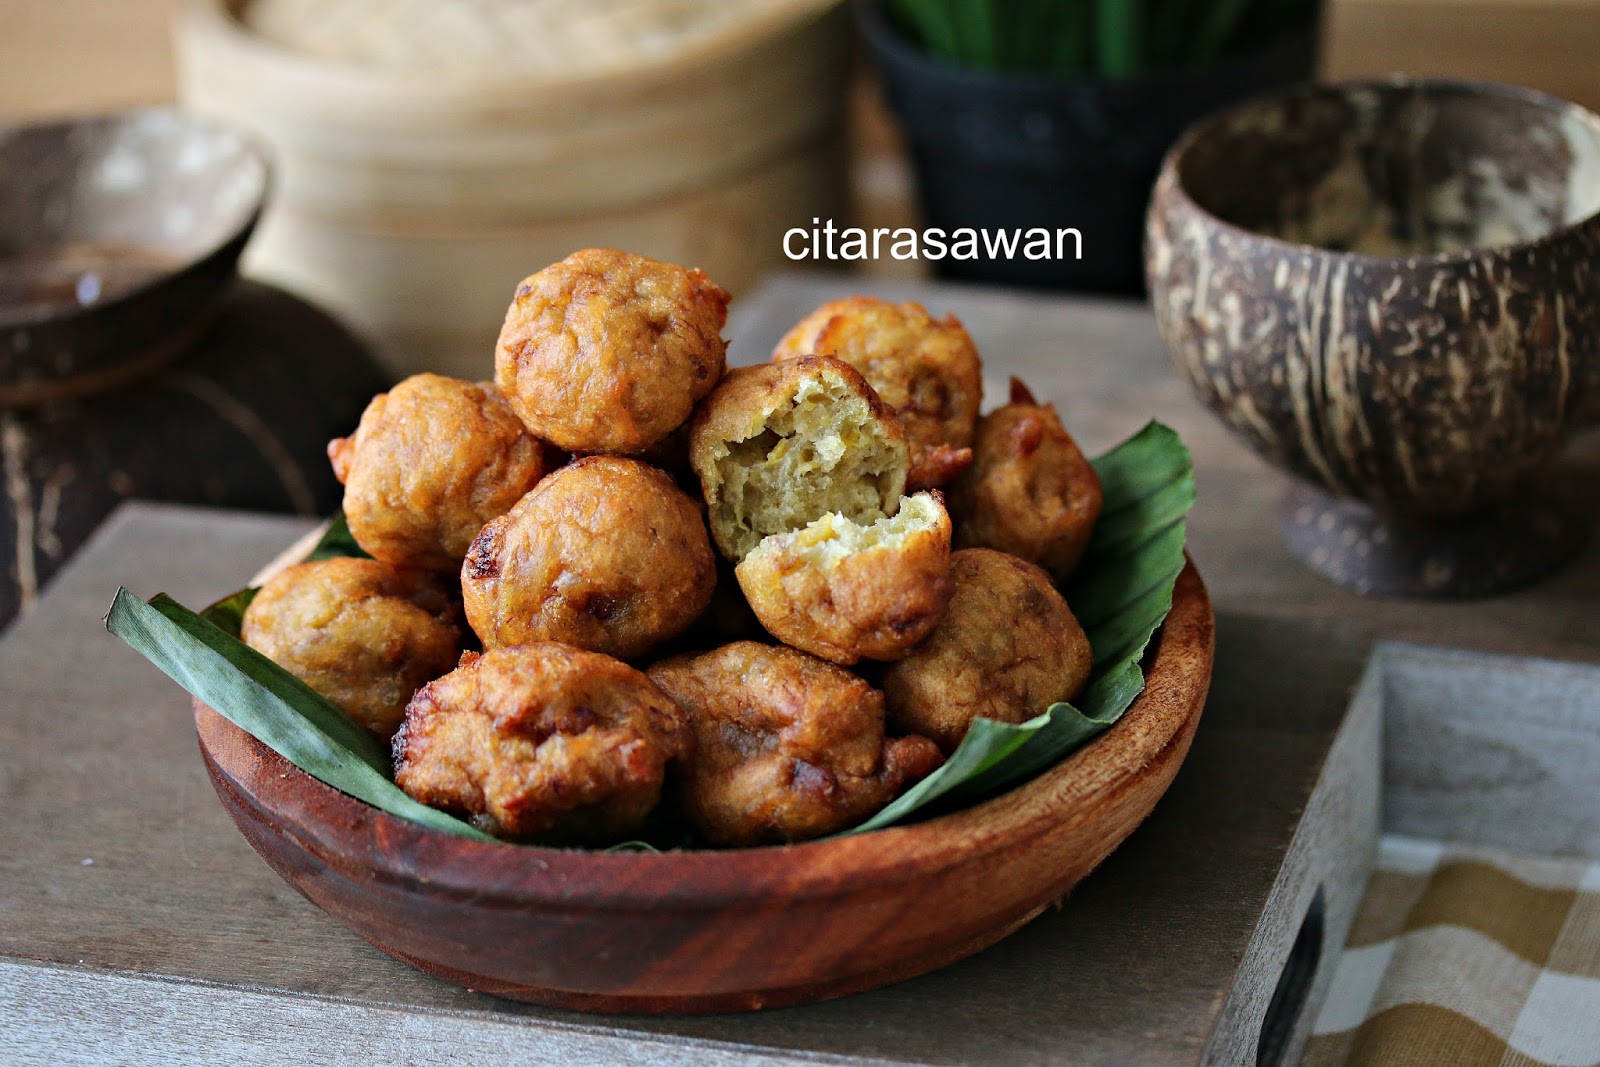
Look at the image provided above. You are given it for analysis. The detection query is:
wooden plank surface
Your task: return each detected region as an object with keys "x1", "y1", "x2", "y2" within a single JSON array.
[
  {"x1": 1325, "y1": 0, "x2": 1600, "y2": 115},
  {"x1": 0, "y1": 501, "x2": 1372, "y2": 1065},
  {"x1": 2, "y1": 276, "x2": 1597, "y2": 1065},
  {"x1": 1378, "y1": 645, "x2": 1600, "y2": 857},
  {"x1": 0, "y1": 0, "x2": 182, "y2": 120}
]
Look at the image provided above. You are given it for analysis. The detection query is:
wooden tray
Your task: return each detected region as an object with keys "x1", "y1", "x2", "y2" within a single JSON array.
[{"x1": 1, "y1": 505, "x2": 1377, "y2": 1064}]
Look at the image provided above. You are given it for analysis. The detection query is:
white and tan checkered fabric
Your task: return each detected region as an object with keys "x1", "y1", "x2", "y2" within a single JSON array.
[{"x1": 1302, "y1": 836, "x2": 1600, "y2": 1067}]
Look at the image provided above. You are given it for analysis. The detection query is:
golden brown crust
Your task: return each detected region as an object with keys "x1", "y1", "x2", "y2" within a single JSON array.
[
  {"x1": 495, "y1": 248, "x2": 730, "y2": 455},
  {"x1": 647, "y1": 642, "x2": 942, "y2": 846},
  {"x1": 734, "y1": 491, "x2": 953, "y2": 665},
  {"x1": 772, "y1": 297, "x2": 982, "y2": 490},
  {"x1": 241, "y1": 557, "x2": 461, "y2": 740},
  {"x1": 881, "y1": 548, "x2": 1092, "y2": 753},
  {"x1": 461, "y1": 456, "x2": 716, "y2": 660},
  {"x1": 947, "y1": 378, "x2": 1104, "y2": 583},
  {"x1": 329, "y1": 374, "x2": 551, "y2": 572},
  {"x1": 688, "y1": 356, "x2": 909, "y2": 562},
  {"x1": 908, "y1": 442, "x2": 976, "y2": 491},
  {"x1": 393, "y1": 644, "x2": 690, "y2": 842},
  {"x1": 655, "y1": 556, "x2": 770, "y2": 657}
]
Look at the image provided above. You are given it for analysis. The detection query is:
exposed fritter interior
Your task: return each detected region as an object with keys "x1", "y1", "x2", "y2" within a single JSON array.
[
  {"x1": 748, "y1": 490, "x2": 944, "y2": 570},
  {"x1": 735, "y1": 490, "x2": 953, "y2": 665},
  {"x1": 711, "y1": 375, "x2": 905, "y2": 561}
]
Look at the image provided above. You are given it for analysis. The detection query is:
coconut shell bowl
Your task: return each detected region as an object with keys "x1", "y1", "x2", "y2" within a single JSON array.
[
  {"x1": 1147, "y1": 79, "x2": 1600, "y2": 597},
  {"x1": 0, "y1": 109, "x2": 268, "y2": 405},
  {"x1": 194, "y1": 562, "x2": 1213, "y2": 1014}
]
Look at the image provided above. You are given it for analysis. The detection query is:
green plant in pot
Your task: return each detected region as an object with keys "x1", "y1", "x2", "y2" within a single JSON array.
[{"x1": 859, "y1": 0, "x2": 1320, "y2": 294}]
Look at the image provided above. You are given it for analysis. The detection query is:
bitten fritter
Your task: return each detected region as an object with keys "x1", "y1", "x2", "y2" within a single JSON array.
[
  {"x1": 393, "y1": 644, "x2": 691, "y2": 842},
  {"x1": 647, "y1": 642, "x2": 943, "y2": 846},
  {"x1": 772, "y1": 297, "x2": 982, "y2": 490},
  {"x1": 882, "y1": 549, "x2": 1092, "y2": 753},
  {"x1": 735, "y1": 491, "x2": 953, "y2": 665},
  {"x1": 495, "y1": 248, "x2": 730, "y2": 455},
  {"x1": 328, "y1": 374, "x2": 551, "y2": 572},
  {"x1": 461, "y1": 456, "x2": 716, "y2": 659},
  {"x1": 689, "y1": 356, "x2": 908, "y2": 562},
  {"x1": 242, "y1": 557, "x2": 461, "y2": 740},
  {"x1": 948, "y1": 379, "x2": 1104, "y2": 583}
]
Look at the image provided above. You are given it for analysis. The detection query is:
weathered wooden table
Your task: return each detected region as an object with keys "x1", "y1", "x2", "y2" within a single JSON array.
[{"x1": 1, "y1": 275, "x2": 1596, "y2": 1065}]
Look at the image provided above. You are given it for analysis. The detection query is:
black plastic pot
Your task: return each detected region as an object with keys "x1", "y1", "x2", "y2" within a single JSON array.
[{"x1": 858, "y1": 0, "x2": 1319, "y2": 294}]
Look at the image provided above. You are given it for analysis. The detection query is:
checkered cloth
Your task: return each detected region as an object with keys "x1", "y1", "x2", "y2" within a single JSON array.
[{"x1": 1301, "y1": 836, "x2": 1600, "y2": 1067}]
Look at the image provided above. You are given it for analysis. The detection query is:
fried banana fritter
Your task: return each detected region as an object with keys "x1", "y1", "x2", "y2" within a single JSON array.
[
  {"x1": 495, "y1": 248, "x2": 730, "y2": 455},
  {"x1": 393, "y1": 643, "x2": 691, "y2": 842},
  {"x1": 647, "y1": 642, "x2": 943, "y2": 845},
  {"x1": 949, "y1": 379, "x2": 1104, "y2": 583},
  {"x1": 241, "y1": 557, "x2": 461, "y2": 740},
  {"x1": 654, "y1": 555, "x2": 770, "y2": 657},
  {"x1": 735, "y1": 490, "x2": 953, "y2": 665},
  {"x1": 461, "y1": 456, "x2": 716, "y2": 659},
  {"x1": 772, "y1": 296, "x2": 982, "y2": 490},
  {"x1": 689, "y1": 355, "x2": 908, "y2": 562},
  {"x1": 882, "y1": 548, "x2": 1092, "y2": 753},
  {"x1": 328, "y1": 374, "x2": 551, "y2": 572}
]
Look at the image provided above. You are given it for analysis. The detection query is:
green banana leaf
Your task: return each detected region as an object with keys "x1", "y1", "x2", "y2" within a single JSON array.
[
  {"x1": 842, "y1": 420, "x2": 1193, "y2": 834},
  {"x1": 108, "y1": 420, "x2": 1193, "y2": 848},
  {"x1": 106, "y1": 590, "x2": 493, "y2": 843}
]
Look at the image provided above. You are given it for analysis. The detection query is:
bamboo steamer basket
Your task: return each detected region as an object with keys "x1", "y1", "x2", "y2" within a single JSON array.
[{"x1": 175, "y1": 0, "x2": 849, "y2": 378}]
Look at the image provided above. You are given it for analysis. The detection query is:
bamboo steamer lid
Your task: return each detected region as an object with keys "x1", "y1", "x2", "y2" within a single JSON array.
[
  {"x1": 241, "y1": 0, "x2": 828, "y2": 76},
  {"x1": 176, "y1": 0, "x2": 849, "y2": 376}
]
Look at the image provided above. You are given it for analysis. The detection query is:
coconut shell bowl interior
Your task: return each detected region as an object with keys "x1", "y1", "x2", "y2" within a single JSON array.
[
  {"x1": 0, "y1": 109, "x2": 268, "y2": 405},
  {"x1": 195, "y1": 561, "x2": 1213, "y2": 1015},
  {"x1": 1147, "y1": 79, "x2": 1600, "y2": 598}
]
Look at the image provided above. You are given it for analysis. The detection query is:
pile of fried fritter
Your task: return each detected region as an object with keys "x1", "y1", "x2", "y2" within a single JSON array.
[{"x1": 241, "y1": 249, "x2": 1104, "y2": 848}]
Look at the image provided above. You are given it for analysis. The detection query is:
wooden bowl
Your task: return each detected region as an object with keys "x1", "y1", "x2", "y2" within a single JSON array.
[
  {"x1": 194, "y1": 562, "x2": 1213, "y2": 1014},
  {"x1": 1146, "y1": 79, "x2": 1600, "y2": 596},
  {"x1": 0, "y1": 109, "x2": 269, "y2": 405}
]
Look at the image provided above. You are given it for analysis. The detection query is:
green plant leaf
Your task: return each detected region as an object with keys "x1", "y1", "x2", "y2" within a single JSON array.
[
  {"x1": 881, "y1": 0, "x2": 1307, "y2": 74},
  {"x1": 105, "y1": 588, "x2": 495, "y2": 842},
  {"x1": 1047, "y1": 1, "x2": 1092, "y2": 76},
  {"x1": 886, "y1": 0, "x2": 964, "y2": 61},
  {"x1": 836, "y1": 420, "x2": 1194, "y2": 836},
  {"x1": 605, "y1": 840, "x2": 663, "y2": 853},
  {"x1": 1186, "y1": 0, "x2": 1255, "y2": 64},
  {"x1": 1094, "y1": 0, "x2": 1145, "y2": 77},
  {"x1": 951, "y1": 0, "x2": 1000, "y2": 66}
]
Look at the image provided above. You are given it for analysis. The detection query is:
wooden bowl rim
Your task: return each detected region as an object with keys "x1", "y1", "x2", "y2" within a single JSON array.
[{"x1": 199, "y1": 560, "x2": 1213, "y2": 911}]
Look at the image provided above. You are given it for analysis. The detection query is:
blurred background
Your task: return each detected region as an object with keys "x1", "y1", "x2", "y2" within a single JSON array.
[
  {"x1": 5, "y1": 1, "x2": 1597, "y2": 285},
  {"x1": 3, "y1": 0, "x2": 1596, "y2": 253},
  {"x1": 2, "y1": 0, "x2": 1595, "y2": 368},
  {"x1": 0, "y1": 0, "x2": 1597, "y2": 628}
]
